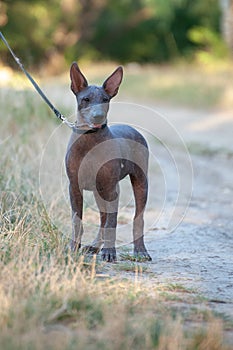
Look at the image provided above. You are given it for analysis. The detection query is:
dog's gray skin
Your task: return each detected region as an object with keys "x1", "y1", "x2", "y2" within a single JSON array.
[{"x1": 65, "y1": 62, "x2": 151, "y2": 262}]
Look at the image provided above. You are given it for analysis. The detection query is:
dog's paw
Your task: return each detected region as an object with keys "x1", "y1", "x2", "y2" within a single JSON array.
[
  {"x1": 82, "y1": 245, "x2": 100, "y2": 254},
  {"x1": 70, "y1": 240, "x2": 81, "y2": 253},
  {"x1": 133, "y1": 247, "x2": 152, "y2": 261},
  {"x1": 101, "y1": 247, "x2": 117, "y2": 262}
]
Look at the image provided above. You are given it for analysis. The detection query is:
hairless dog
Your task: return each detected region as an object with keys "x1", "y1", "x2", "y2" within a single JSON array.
[{"x1": 65, "y1": 63, "x2": 151, "y2": 262}]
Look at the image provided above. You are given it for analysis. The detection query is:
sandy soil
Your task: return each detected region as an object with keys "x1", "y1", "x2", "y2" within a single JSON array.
[{"x1": 140, "y1": 104, "x2": 233, "y2": 319}]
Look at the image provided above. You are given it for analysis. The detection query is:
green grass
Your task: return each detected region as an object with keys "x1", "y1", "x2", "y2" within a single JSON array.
[{"x1": 0, "y1": 75, "x2": 233, "y2": 349}]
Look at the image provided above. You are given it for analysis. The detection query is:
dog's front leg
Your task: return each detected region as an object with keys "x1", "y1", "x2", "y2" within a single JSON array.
[
  {"x1": 89, "y1": 191, "x2": 106, "y2": 252},
  {"x1": 101, "y1": 212, "x2": 118, "y2": 262},
  {"x1": 99, "y1": 186, "x2": 119, "y2": 262},
  {"x1": 69, "y1": 184, "x2": 83, "y2": 252}
]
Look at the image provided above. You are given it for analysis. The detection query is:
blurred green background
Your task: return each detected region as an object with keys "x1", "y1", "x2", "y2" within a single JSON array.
[{"x1": 0, "y1": 0, "x2": 232, "y2": 72}]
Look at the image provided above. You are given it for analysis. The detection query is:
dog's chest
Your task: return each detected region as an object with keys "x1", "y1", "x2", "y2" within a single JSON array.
[{"x1": 66, "y1": 134, "x2": 124, "y2": 190}]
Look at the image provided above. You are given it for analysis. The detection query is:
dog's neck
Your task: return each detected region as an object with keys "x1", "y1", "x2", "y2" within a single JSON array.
[{"x1": 72, "y1": 123, "x2": 107, "y2": 134}]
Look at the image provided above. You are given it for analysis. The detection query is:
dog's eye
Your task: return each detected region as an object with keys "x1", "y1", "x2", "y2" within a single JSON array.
[
  {"x1": 103, "y1": 97, "x2": 109, "y2": 103},
  {"x1": 83, "y1": 97, "x2": 90, "y2": 102}
]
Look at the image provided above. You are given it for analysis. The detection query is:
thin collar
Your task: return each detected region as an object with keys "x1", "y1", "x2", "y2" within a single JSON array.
[{"x1": 72, "y1": 123, "x2": 107, "y2": 134}]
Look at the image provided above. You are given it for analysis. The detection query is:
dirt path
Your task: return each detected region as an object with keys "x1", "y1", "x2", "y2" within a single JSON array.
[{"x1": 139, "y1": 104, "x2": 233, "y2": 318}]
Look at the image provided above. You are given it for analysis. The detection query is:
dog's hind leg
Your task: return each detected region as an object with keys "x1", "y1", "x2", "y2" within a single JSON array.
[{"x1": 130, "y1": 171, "x2": 152, "y2": 261}]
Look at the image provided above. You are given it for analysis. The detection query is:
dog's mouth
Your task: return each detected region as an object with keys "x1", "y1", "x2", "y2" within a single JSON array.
[
  {"x1": 91, "y1": 123, "x2": 103, "y2": 129},
  {"x1": 89, "y1": 119, "x2": 107, "y2": 129}
]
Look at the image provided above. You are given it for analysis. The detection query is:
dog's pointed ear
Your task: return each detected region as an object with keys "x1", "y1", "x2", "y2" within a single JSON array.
[
  {"x1": 102, "y1": 66, "x2": 123, "y2": 98},
  {"x1": 70, "y1": 62, "x2": 88, "y2": 94}
]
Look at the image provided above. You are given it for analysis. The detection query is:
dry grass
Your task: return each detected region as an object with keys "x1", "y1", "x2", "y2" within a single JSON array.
[
  {"x1": 0, "y1": 71, "x2": 233, "y2": 349},
  {"x1": 0, "y1": 237, "x2": 231, "y2": 350},
  {"x1": 77, "y1": 61, "x2": 233, "y2": 109},
  {"x1": 2, "y1": 60, "x2": 233, "y2": 109}
]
